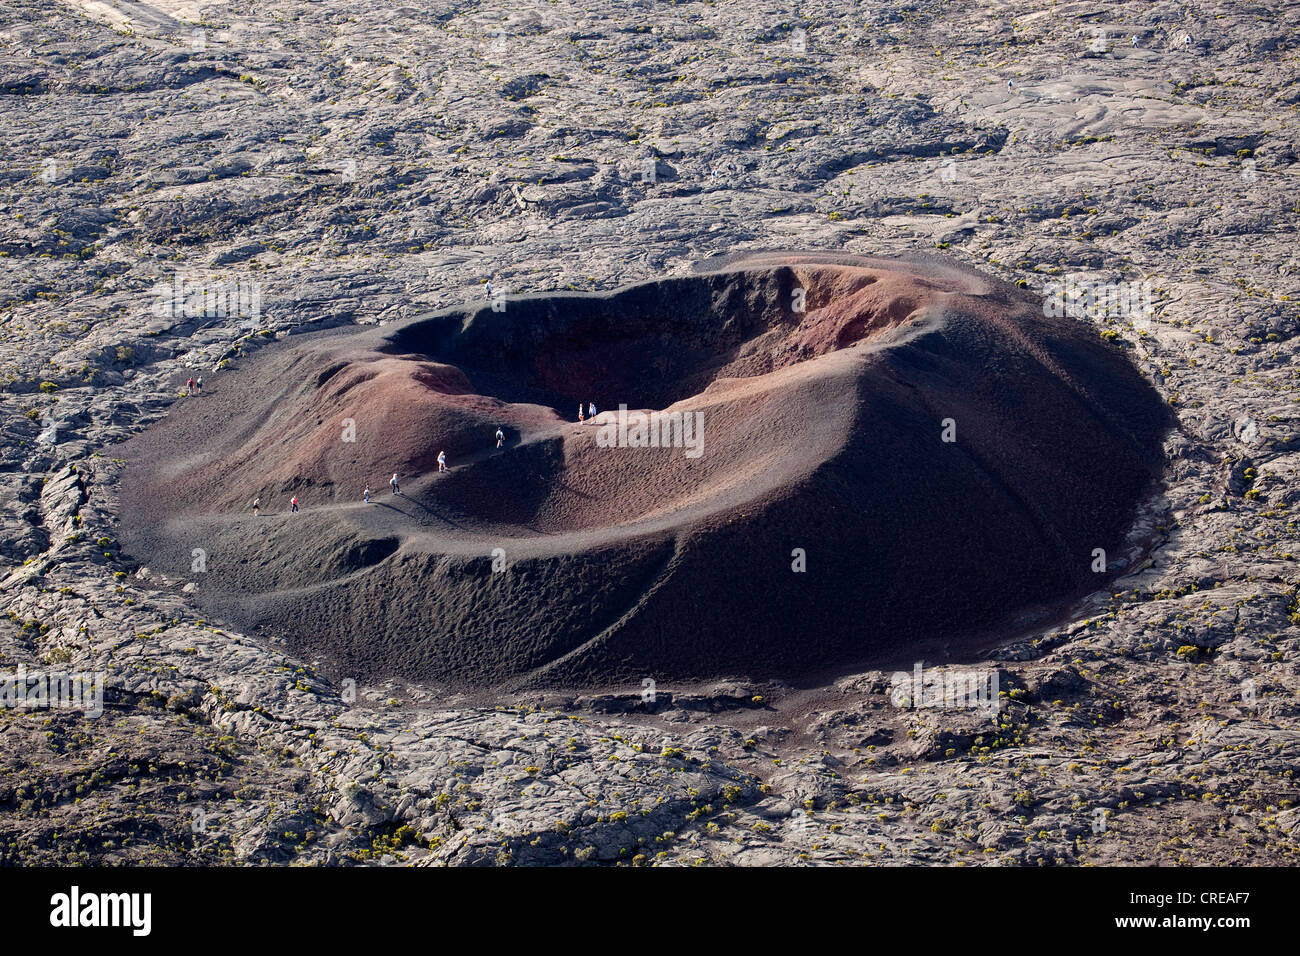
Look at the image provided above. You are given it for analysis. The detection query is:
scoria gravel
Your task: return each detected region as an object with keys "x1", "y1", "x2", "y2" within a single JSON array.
[{"x1": 0, "y1": 0, "x2": 1298, "y2": 866}]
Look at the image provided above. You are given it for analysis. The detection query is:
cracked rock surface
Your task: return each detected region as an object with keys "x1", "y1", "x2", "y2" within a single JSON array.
[{"x1": 1, "y1": 0, "x2": 1298, "y2": 865}]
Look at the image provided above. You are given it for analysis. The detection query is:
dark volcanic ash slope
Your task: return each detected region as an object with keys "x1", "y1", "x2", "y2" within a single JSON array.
[{"x1": 116, "y1": 252, "x2": 1172, "y2": 687}]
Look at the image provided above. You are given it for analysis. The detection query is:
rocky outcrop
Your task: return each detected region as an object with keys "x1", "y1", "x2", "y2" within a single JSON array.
[{"x1": 0, "y1": 0, "x2": 1297, "y2": 867}]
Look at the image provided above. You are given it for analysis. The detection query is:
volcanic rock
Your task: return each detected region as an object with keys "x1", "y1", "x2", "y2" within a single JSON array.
[{"x1": 117, "y1": 251, "x2": 1171, "y2": 687}]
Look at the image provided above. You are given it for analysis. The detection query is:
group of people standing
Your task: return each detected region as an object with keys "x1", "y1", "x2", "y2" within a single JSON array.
[
  {"x1": 257, "y1": 425, "x2": 513, "y2": 516},
  {"x1": 253, "y1": 409, "x2": 597, "y2": 516},
  {"x1": 250, "y1": 495, "x2": 295, "y2": 515}
]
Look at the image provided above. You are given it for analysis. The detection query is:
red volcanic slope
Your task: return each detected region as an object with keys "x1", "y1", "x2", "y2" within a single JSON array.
[{"x1": 117, "y1": 252, "x2": 1173, "y2": 688}]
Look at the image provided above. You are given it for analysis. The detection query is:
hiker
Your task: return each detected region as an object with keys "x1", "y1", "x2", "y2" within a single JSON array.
[
  {"x1": 186, "y1": 377, "x2": 195, "y2": 392},
  {"x1": 578, "y1": 404, "x2": 584, "y2": 423},
  {"x1": 495, "y1": 427, "x2": 505, "y2": 449},
  {"x1": 437, "y1": 450, "x2": 447, "y2": 472},
  {"x1": 1131, "y1": 35, "x2": 1138, "y2": 47},
  {"x1": 196, "y1": 375, "x2": 203, "y2": 391},
  {"x1": 252, "y1": 497, "x2": 260, "y2": 516},
  {"x1": 1184, "y1": 33, "x2": 1192, "y2": 46},
  {"x1": 363, "y1": 486, "x2": 371, "y2": 503},
  {"x1": 486, "y1": 278, "x2": 494, "y2": 299},
  {"x1": 290, "y1": 496, "x2": 299, "y2": 514},
  {"x1": 588, "y1": 402, "x2": 597, "y2": 420},
  {"x1": 390, "y1": 473, "x2": 400, "y2": 495}
]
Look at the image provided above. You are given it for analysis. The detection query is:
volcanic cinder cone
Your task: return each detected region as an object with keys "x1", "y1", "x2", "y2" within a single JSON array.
[{"x1": 117, "y1": 252, "x2": 1173, "y2": 688}]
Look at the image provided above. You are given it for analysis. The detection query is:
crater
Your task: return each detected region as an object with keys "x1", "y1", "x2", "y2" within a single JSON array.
[{"x1": 116, "y1": 252, "x2": 1174, "y2": 688}]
